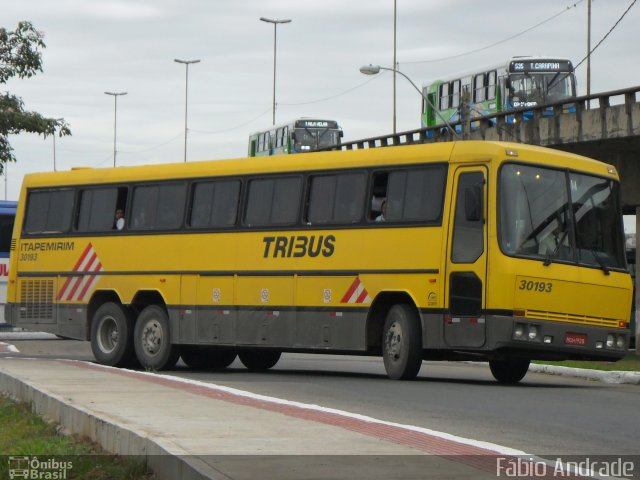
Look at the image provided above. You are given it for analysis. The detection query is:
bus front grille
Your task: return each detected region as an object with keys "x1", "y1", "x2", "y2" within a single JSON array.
[
  {"x1": 526, "y1": 309, "x2": 619, "y2": 328},
  {"x1": 19, "y1": 279, "x2": 54, "y2": 321}
]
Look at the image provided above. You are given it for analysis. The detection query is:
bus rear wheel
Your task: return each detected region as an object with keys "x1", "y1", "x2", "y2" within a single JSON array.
[
  {"x1": 489, "y1": 358, "x2": 530, "y2": 384},
  {"x1": 90, "y1": 302, "x2": 135, "y2": 367},
  {"x1": 133, "y1": 305, "x2": 180, "y2": 371},
  {"x1": 181, "y1": 346, "x2": 237, "y2": 370},
  {"x1": 238, "y1": 349, "x2": 281, "y2": 371},
  {"x1": 382, "y1": 304, "x2": 423, "y2": 380}
]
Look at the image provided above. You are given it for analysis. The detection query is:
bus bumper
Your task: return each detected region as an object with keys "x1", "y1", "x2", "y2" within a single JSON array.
[
  {"x1": 487, "y1": 315, "x2": 629, "y2": 361},
  {"x1": 4, "y1": 302, "x2": 14, "y2": 325}
]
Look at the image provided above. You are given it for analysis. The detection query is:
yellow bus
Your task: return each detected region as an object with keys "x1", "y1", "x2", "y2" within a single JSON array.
[{"x1": 5, "y1": 141, "x2": 632, "y2": 383}]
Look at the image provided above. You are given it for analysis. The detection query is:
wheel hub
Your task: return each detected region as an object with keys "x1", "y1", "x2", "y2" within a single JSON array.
[
  {"x1": 98, "y1": 316, "x2": 118, "y2": 354},
  {"x1": 141, "y1": 320, "x2": 162, "y2": 356},
  {"x1": 385, "y1": 321, "x2": 402, "y2": 361}
]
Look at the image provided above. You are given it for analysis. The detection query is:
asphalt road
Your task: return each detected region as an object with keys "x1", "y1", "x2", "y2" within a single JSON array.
[{"x1": 2, "y1": 334, "x2": 639, "y2": 460}]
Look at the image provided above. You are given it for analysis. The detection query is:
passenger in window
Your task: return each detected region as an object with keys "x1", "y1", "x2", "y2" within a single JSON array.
[
  {"x1": 114, "y1": 209, "x2": 125, "y2": 230},
  {"x1": 375, "y1": 200, "x2": 387, "y2": 222}
]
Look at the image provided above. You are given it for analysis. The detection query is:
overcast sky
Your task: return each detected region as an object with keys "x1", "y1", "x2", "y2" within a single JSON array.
[{"x1": 3, "y1": 0, "x2": 639, "y2": 200}]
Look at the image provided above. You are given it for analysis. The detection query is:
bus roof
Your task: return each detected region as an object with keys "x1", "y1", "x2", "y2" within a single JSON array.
[{"x1": 19, "y1": 141, "x2": 618, "y2": 191}]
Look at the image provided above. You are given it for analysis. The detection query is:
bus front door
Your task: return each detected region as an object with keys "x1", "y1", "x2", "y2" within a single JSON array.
[{"x1": 444, "y1": 168, "x2": 488, "y2": 348}]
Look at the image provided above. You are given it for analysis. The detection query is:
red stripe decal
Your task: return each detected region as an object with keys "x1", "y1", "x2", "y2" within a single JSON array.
[{"x1": 340, "y1": 277, "x2": 360, "y2": 303}]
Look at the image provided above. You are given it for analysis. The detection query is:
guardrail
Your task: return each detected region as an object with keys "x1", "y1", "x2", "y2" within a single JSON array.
[{"x1": 322, "y1": 85, "x2": 640, "y2": 151}]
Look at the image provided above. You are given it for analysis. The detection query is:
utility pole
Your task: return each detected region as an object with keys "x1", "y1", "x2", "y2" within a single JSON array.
[
  {"x1": 587, "y1": 0, "x2": 592, "y2": 101},
  {"x1": 393, "y1": 0, "x2": 397, "y2": 134},
  {"x1": 174, "y1": 59, "x2": 201, "y2": 162},
  {"x1": 260, "y1": 17, "x2": 292, "y2": 125},
  {"x1": 104, "y1": 92, "x2": 127, "y2": 167}
]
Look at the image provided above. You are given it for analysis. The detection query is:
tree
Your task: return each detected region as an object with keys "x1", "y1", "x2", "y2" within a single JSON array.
[{"x1": 0, "y1": 21, "x2": 70, "y2": 174}]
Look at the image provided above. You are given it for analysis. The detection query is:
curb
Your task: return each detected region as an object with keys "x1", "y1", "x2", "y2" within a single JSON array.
[
  {"x1": 0, "y1": 368, "x2": 229, "y2": 480},
  {"x1": 530, "y1": 363, "x2": 640, "y2": 385}
]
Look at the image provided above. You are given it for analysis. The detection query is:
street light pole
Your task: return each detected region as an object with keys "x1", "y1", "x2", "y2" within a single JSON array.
[
  {"x1": 260, "y1": 17, "x2": 292, "y2": 126},
  {"x1": 359, "y1": 64, "x2": 458, "y2": 137},
  {"x1": 393, "y1": 0, "x2": 397, "y2": 134},
  {"x1": 104, "y1": 92, "x2": 127, "y2": 167},
  {"x1": 174, "y1": 59, "x2": 200, "y2": 162},
  {"x1": 586, "y1": 0, "x2": 592, "y2": 101},
  {"x1": 52, "y1": 117, "x2": 63, "y2": 172}
]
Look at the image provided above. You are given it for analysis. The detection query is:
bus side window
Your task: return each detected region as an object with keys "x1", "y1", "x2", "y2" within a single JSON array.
[
  {"x1": 372, "y1": 166, "x2": 447, "y2": 224},
  {"x1": 24, "y1": 189, "x2": 74, "y2": 235},
  {"x1": 307, "y1": 173, "x2": 365, "y2": 225},
  {"x1": 487, "y1": 71, "x2": 497, "y2": 100},
  {"x1": 452, "y1": 172, "x2": 485, "y2": 263},
  {"x1": 473, "y1": 74, "x2": 486, "y2": 103},
  {"x1": 130, "y1": 183, "x2": 186, "y2": 231},
  {"x1": 77, "y1": 187, "x2": 118, "y2": 232},
  {"x1": 439, "y1": 83, "x2": 449, "y2": 110},
  {"x1": 245, "y1": 177, "x2": 302, "y2": 227},
  {"x1": 190, "y1": 179, "x2": 240, "y2": 228},
  {"x1": 451, "y1": 80, "x2": 461, "y2": 109},
  {"x1": 370, "y1": 172, "x2": 389, "y2": 221}
]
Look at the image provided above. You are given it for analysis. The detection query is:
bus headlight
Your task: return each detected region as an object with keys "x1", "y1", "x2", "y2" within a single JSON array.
[
  {"x1": 616, "y1": 335, "x2": 626, "y2": 349},
  {"x1": 528, "y1": 325, "x2": 539, "y2": 340},
  {"x1": 513, "y1": 323, "x2": 525, "y2": 339},
  {"x1": 606, "y1": 334, "x2": 615, "y2": 348}
]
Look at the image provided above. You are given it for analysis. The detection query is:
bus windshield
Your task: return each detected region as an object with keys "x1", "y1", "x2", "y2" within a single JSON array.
[
  {"x1": 293, "y1": 127, "x2": 340, "y2": 152},
  {"x1": 509, "y1": 72, "x2": 574, "y2": 107},
  {"x1": 499, "y1": 163, "x2": 626, "y2": 270}
]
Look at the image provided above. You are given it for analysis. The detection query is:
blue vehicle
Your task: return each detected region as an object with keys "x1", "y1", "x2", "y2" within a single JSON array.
[{"x1": 0, "y1": 200, "x2": 17, "y2": 327}]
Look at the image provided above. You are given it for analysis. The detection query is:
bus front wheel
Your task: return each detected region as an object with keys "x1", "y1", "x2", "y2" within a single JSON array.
[
  {"x1": 489, "y1": 358, "x2": 530, "y2": 384},
  {"x1": 133, "y1": 305, "x2": 180, "y2": 371},
  {"x1": 238, "y1": 349, "x2": 281, "y2": 371},
  {"x1": 90, "y1": 302, "x2": 135, "y2": 367},
  {"x1": 181, "y1": 346, "x2": 237, "y2": 370},
  {"x1": 382, "y1": 304, "x2": 422, "y2": 380}
]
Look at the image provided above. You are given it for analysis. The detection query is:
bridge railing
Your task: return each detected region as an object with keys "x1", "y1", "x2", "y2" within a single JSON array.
[{"x1": 322, "y1": 85, "x2": 640, "y2": 151}]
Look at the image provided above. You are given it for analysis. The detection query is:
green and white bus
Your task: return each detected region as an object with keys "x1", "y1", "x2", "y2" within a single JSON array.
[
  {"x1": 421, "y1": 57, "x2": 577, "y2": 129},
  {"x1": 248, "y1": 118, "x2": 342, "y2": 157}
]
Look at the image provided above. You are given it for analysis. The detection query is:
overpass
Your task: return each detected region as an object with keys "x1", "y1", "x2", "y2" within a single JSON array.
[{"x1": 336, "y1": 85, "x2": 640, "y2": 214}]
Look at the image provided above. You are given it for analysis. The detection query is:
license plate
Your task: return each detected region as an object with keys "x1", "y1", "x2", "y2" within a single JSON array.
[{"x1": 564, "y1": 333, "x2": 587, "y2": 346}]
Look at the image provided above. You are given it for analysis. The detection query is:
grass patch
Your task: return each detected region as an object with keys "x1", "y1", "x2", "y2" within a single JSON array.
[
  {"x1": 535, "y1": 352, "x2": 640, "y2": 371},
  {"x1": 0, "y1": 394, "x2": 154, "y2": 479}
]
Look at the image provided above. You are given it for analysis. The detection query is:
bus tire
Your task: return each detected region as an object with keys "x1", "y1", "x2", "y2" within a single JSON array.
[
  {"x1": 382, "y1": 304, "x2": 422, "y2": 380},
  {"x1": 181, "y1": 346, "x2": 237, "y2": 370},
  {"x1": 489, "y1": 358, "x2": 530, "y2": 384},
  {"x1": 90, "y1": 302, "x2": 135, "y2": 367},
  {"x1": 133, "y1": 305, "x2": 180, "y2": 371},
  {"x1": 238, "y1": 349, "x2": 281, "y2": 371}
]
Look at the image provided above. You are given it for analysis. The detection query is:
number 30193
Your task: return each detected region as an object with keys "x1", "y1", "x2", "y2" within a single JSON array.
[{"x1": 518, "y1": 280, "x2": 552, "y2": 293}]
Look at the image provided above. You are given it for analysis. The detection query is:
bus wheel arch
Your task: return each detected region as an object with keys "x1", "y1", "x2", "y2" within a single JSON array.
[
  {"x1": 366, "y1": 292, "x2": 418, "y2": 352},
  {"x1": 366, "y1": 292, "x2": 423, "y2": 380},
  {"x1": 130, "y1": 290, "x2": 167, "y2": 317}
]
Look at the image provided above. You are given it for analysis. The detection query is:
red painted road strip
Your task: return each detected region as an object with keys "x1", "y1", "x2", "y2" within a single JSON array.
[{"x1": 57, "y1": 360, "x2": 590, "y2": 478}]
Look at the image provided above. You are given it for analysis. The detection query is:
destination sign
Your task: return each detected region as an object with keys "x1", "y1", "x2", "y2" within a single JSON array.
[
  {"x1": 295, "y1": 119, "x2": 338, "y2": 129},
  {"x1": 509, "y1": 60, "x2": 573, "y2": 73}
]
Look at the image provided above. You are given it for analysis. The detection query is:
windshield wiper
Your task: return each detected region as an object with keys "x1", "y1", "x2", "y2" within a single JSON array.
[
  {"x1": 589, "y1": 249, "x2": 611, "y2": 275},
  {"x1": 543, "y1": 230, "x2": 569, "y2": 266}
]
